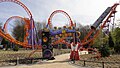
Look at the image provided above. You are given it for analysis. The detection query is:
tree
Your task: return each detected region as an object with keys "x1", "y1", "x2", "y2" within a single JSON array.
[
  {"x1": 0, "y1": 22, "x2": 2, "y2": 29},
  {"x1": 12, "y1": 19, "x2": 45, "y2": 48},
  {"x1": 13, "y1": 44, "x2": 19, "y2": 51},
  {"x1": 99, "y1": 45, "x2": 110, "y2": 57},
  {"x1": 93, "y1": 30, "x2": 103, "y2": 48},
  {"x1": 1, "y1": 38, "x2": 9, "y2": 50},
  {"x1": 35, "y1": 21, "x2": 43, "y2": 31},
  {"x1": 112, "y1": 27, "x2": 120, "y2": 45},
  {"x1": 34, "y1": 21, "x2": 43, "y2": 39},
  {"x1": 79, "y1": 25, "x2": 90, "y2": 40},
  {"x1": 93, "y1": 30, "x2": 109, "y2": 48},
  {"x1": 12, "y1": 19, "x2": 25, "y2": 50},
  {"x1": 0, "y1": 22, "x2": 9, "y2": 50},
  {"x1": 108, "y1": 33, "x2": 114, "y2": 48},
  {"x1": 112, "y1": 27, "x2": 120, "y2": 53},
  {"x1": 12, "y1": 20, "x2": 25, "y2": 42}
]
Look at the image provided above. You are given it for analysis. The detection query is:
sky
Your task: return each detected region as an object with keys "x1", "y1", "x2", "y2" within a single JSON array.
[{"x1": 0, "y1": 0, "x2": 120, "y2": 27}]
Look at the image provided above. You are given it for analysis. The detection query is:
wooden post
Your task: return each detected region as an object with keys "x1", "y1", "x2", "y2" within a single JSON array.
[
  {"x1": 15, "y1": 57, "x2": 19, "y2": 65},
  {"x1": 83, "y1": 60, "x2": 86, "y2": 66},
  {"x1": 102, "y1": 62, "x2": 104, "y2": 68}
]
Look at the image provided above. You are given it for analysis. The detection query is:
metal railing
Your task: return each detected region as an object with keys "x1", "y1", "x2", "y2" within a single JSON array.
[{"x1": 72, "y1": 60, "x2": 120, "y2": 68}]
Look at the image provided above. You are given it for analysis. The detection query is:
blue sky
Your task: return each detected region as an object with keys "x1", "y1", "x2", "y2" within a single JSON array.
[{"x1": 0, "y1": 0, "x2": 120, "y2": 27}]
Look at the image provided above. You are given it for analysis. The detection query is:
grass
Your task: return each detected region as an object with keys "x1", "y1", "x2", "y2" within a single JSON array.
[
  {"x1": 75, "y1": 54, "x2": 120, "y2": 68},
  {"x1": 0, "y1": 48, "x2": 70, "y2": 61},
  {"x1": 0, "y1": 48, "x2": 70, "y2": 66}
]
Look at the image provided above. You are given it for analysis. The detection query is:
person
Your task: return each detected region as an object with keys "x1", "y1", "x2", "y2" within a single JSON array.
[
  {"x1": 62, "y1": 32, "x2": 81, "y2": 61},
  {"x1": 70, "y1": 41, "x2": 81, "y2": 60},
  {"x1": 60, "y1": 31, "x2": 82, "y2": 60}
]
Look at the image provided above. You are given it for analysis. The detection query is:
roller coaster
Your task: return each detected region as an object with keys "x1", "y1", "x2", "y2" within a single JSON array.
[
  {"x1": 0, "y1": 0, "x2": 119, "y2": 60},
  {"x1": 47, "y1": 3, "x2": 119, "y2": 47},
  {"x1": 0, "y1": 0, "x2": 38, "y2": 49}
]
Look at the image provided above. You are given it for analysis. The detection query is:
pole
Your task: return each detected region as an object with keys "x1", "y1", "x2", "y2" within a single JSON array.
[
  {"x1": 83, "y1": 60, "x2": 86, "y2": 66},
  {"x1": 102, "y1": 62, "x2": 104, "y2": 68},
  {"x1": 31, "y1": 17, "x2": 34, "y2": 50},
  {"x1": 112, "y1": 13, "x2": 115, "y2": 32}
]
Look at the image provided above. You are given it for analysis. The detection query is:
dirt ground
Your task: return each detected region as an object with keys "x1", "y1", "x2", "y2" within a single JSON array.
[{"x1": 1, "y1": 53, "x2": 80, "y2": 68}]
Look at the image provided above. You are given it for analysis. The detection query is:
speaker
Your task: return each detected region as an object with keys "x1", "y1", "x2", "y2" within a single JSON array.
[{"x1": 42, "y1": 29, "x2": 53, "y2": 59}]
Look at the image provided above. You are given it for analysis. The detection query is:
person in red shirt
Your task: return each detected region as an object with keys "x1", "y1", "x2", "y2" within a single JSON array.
[
  {"x1": 70, "y1": 41, "x2": 81, "y2": 60},
  {"x1": 63, "y1": 38, "x2": 81, "y2": 60}
]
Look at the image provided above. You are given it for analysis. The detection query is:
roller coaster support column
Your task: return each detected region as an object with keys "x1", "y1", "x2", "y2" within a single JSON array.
[
  {"x1": 31, "y1": 17, "x2": 34, "y2": 50},
  {"x1": 28, "y1": 17, "x2": 37, "y2": 50}
]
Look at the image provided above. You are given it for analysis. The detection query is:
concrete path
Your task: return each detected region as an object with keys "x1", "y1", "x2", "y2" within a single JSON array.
[{"x1": 1, "y1": 53, "x2": 89, "y2": 68}]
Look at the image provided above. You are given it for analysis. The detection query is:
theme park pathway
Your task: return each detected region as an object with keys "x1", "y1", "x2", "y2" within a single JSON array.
[{"x1": 2, "y1": 53, "x2": 89, "y2": 68}]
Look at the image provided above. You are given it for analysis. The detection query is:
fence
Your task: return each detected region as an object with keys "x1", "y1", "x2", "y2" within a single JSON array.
[{"x1": 73, "y1": 60, "x2": 120, "y2": 68}]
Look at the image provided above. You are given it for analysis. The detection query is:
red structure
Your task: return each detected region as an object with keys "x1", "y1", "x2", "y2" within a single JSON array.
[
  {"x1": 82, "y1": 3, "x2": 119, "y2": 44},
  {"x1": 47, "y1": 10, "x2": 74, "y2": 28},
  {"x1": 0, "y1": 0, "x2": 119, "y2": 60},
  {"x1": 51, "y1": 3, "x2": 119, "y2": 60},
  {"x1": 0, "y1": 0, "x2": 39, "y2": 49}
]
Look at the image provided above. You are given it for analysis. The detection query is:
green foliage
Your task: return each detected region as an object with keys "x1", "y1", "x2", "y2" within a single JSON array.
[
  {"x1": 1, "y1": 39, "x2": 9, "y2": 50},
  {"x1": 93, "y1": 30, "x2": 109, "y2": 48},
  {"x1": 99, "y1": 45, "x2": 110, "y2": 57},
  {"x1": 114, "y1": 45, "x2": 120, "y2": 54},
  {"x1": 1, "y1": 38, "x2": 8, "y2": 45},
  {"x1": 108, "y1": 33, "x2": 114, "y2": 48},
  {"x1": 93, "y1": 30, "x2": 102, "y2": 48},
  {"x1": 111, "y1": 27, "x2": 120, "y2": 53},
  {"x1": 13, "y1": 45, "x2": 19, "y2": 51},
  {"x1": 79, "y1": 25, "x2": 90, "y2": 40},
  {"x1": 112, "y1": 27, "x2": 120, "y2": 45},
  {"x1": 12, "y1": 20, "x2": 25, "y2": 42},
  {"x1": 34, "y1": 21, "x2": 44, "y2": 39},
  {"x1": 93, "y1": 30, "x2": 110, "y2": 57}
]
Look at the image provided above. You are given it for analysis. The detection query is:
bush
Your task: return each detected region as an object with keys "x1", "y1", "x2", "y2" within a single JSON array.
[
  {"x1": 99, "y1": 45, "x2": 110, "y2": 57},
  {"x1": 13, "y1": 45, "x2": 19, "y2": 51},
  {"x1": 109, "y1": 33, "x2": 114, "y2": 48},
  {"x1": 114, "y1": 45, "x2": 120, "y2": 54}
]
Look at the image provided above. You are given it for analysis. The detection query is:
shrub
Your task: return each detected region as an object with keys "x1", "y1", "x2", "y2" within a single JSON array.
[
  {"x1": 114, "y1": 45, "x2": 120, "y2": 54},
  {"x1": 13, "y1": 45, "x2": 19, "y2": 51},
  {"x1": 99, "y1": 45, "x2": 110, "y2": 57}
]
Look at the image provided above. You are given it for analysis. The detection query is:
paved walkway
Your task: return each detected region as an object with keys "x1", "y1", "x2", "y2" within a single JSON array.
[{"x1": 1, "y1": 53, "x2": 89, "y2": 68}]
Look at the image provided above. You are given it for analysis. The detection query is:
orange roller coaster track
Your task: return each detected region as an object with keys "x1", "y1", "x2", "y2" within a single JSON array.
[
  {"x1": 51, "y1": 3, "x2": 119, "y2": 48},
  {"x1": 0, "y1": 0, "x2": 34, "y2": 48},
  {"x1": 47, "y1": 10, "x2": 74, "y2": 28},
  {"x1": 3, "y1": 16, "x2": 31, "y2": 45},
  {"x1": 0, "y1": 0, "x2": 32, "y2": 18},
  {"x1": 81, "y1": 3, "x2": 119, "y2": 45},
  {"x1": 0, "y1": 29, "x2": 31, "y2": 48},
  {"x1": 3, "y1": 16, "x2": 30, "y2": 33}
]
